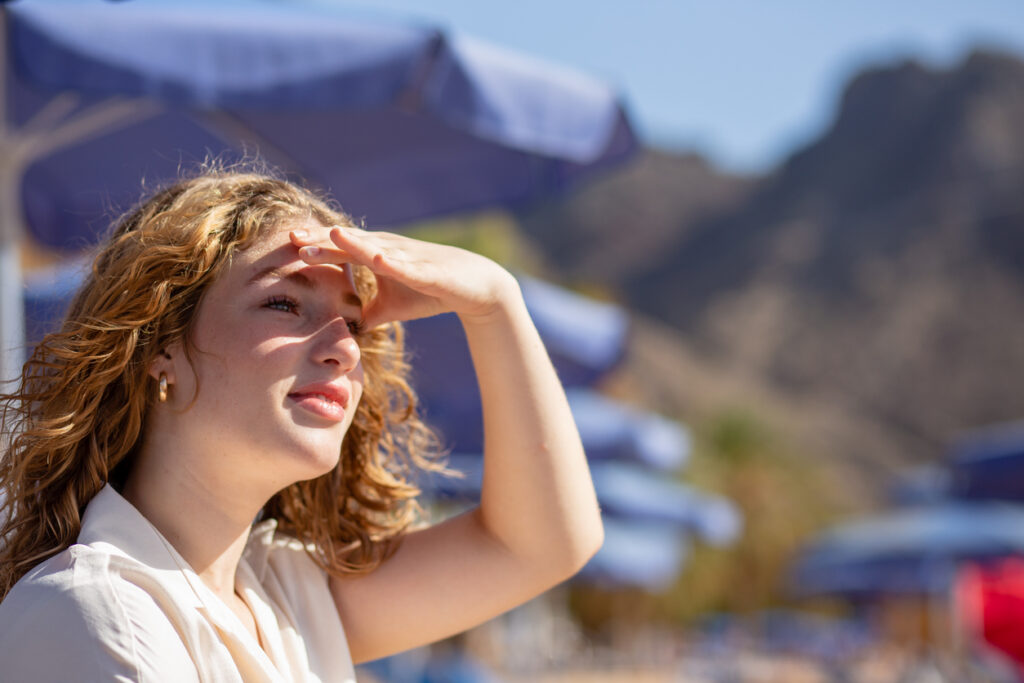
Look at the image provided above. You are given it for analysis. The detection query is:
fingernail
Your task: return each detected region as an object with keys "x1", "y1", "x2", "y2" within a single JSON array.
[
  {"x1": 300, "y1": 246, "x2": 320, "y2": 256},
  {"x1": 292, "y1": 229, "x2": 309, "y2": 239}
]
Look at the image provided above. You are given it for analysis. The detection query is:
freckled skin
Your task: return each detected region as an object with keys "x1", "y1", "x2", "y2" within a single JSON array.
[{"x1": 171, "y1": 219, "x2": 365, "y2": 485}]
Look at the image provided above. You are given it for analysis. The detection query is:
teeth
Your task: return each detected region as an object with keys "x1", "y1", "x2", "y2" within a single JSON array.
[{"x1": 310, "y1": 393, "x2": 339, "y2": 405}]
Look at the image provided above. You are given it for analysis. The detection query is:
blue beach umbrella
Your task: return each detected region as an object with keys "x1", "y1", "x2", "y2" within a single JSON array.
[
  {"x1": 403, "y1": 273, "x2": 627, "y2": 404},
  {"x1": 406, "y1": 326, "x2": 690, "y2": 470},
  {"x1": 406, "y1": 332, "x2": 691, "y2": 467},
  {"x1": 790, "y1": 503, "x2": 1024, "y2": 598},
  {"x1": 421, "y1": 455, "x2": 740, "y2": 546},
  {"x1": 428, "y1": 473, "x2": 698, "y2": 592},
  {"x1": 577, "y1": 516, "x2": 690, "y2": 592},
  {"x1": 516, "y1": 276, "x2": 629, "y2": 388},
  {"x1": 948, "y1": 422, "x2": 1024, "y2": 503},
  {"x1": 566, "y1": 388, "x2": 690, "y2": 471},
  {"x1": 887, "y1": 464, "x2": 952, "y2": 507},
  {"x1": 588, "y1": 460, "x2": 741, "y2": 546},
  {"x1": 21, "y1": 253, "x2": 89, "y2": 346},
  {"x1": 0, "y1": 0, "x2": 638, "y2": 382},
  {"x1": 419, "y1": 453, "x2": 740, "y2": 590}
]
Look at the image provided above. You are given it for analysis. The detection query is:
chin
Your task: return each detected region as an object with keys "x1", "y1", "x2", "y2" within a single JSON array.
[
  {"x1": 291, "y1": 439, "x2": 345, "y2": 479},
  {"x1": 268, "y1": 421, "x2": 349, "y2": 481}
]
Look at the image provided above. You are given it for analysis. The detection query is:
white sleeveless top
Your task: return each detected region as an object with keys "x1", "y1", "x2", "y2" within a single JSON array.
[{"x1": 0, "y1": 484, "x2": 357, "y2": 682}]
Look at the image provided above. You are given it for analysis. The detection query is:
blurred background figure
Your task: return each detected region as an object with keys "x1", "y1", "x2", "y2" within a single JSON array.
[{"x1": 5, "y1": 0, "x2": 1024, "y2": 680}]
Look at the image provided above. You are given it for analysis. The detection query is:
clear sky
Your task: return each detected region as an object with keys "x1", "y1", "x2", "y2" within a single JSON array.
[{"x1": 326, "y1": 0, "x2": 1024, "y2": 173}]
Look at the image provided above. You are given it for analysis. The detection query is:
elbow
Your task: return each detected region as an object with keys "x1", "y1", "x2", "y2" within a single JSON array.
[{"x1": 563, "y1": 513, "x2": 604, "y2": 577}]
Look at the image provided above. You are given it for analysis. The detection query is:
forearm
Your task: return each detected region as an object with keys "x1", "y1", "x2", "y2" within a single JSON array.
[{"x1": 458, "y1": 277, "x2": 604, "y2": 575}]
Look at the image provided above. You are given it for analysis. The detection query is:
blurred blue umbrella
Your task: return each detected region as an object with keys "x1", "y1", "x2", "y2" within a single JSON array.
[
  {"x1": 948, "y1": 422, "x2": 1024, "y2": 503},
  {"x1": 407, "y1": 333, "x2": 691, "y2": 467},
  {"x1": 577, "y1": 516, "x2": 689, "y2": 592},
  {"x1": 566, "y1": 388, "x2": 690, "y2": 470},
  {"x1": 1, "y1": 0, "x2": 637, "y2": 381},
  {"x1": 588, "y1": 460, "x2": 740, "y2": 545},
  {"x1": 21, "y1": 253, "x2": 89, "y2": 346},
  {"x1": 887, "y1": 464, "x2": 952, "y2": 507},
  {"x1": 516, "y1": 276, "x2": 628, "y2": 388},
  {"x1": 423, "y1": 456, "x2": 738, "y2": 538},
  {"x1": 404, "y1": 293, "x2": 681, "y2": 469},
  {"x1": 790, "y1": 503, "x2": 1024, "y2": 598}
]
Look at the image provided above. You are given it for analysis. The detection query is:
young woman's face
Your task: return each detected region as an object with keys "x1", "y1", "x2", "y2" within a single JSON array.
[{"x1": 170, "y1": 219, "x2": 366, "y2": 484}]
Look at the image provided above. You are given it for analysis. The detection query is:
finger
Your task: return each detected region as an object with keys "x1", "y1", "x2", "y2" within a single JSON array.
[
  {"x1": 327, "y1": 227, "x2": 393, "y2": 269},
  {"x1": 296, "y1": 244, "x2": 355, "y2": 265},
  {"x1": 289, "y1": 229, "x2": 317, "y2": 246},
  {"x1": 289, "y1": 225, "x2": 352, "y2": 247}
]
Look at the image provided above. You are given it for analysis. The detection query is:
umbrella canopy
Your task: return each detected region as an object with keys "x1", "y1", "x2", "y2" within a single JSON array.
[
  {"x1": 948, "y1": 422, "x2": 1024, "y2": 503},
  {"x1": 407, "y1": 326, "x2": 691, "y2": 467},
  {"x1": 578, "y1": 516, "x2": 689, "y2": 591},
  {"x1": 566, "y1": 388, "x2": 690, "y2": 471},
  {"x1": 421, "y1": 454, "x2": 740, "y2": 546},
  {"x1": 588, "y1": 460, "x2": 740, "y2": 545},
  {"x1": 6, "y1": 0, "x2": 636, "y2": 240},
  {"x1": 415, "y1": 457, "x2": 707, "y2": 590},
  {"x1": 1, "y1": 0, "x2": 638, "y2": 381},
  {"x1": 516, "y1": 276, "x2": 628, "y2": 388},
  {"x1": 790, "y1": 503, "x2": 1024, "y2": 598},
  {"x1": 887, "y1": 464, "x2": 952, "y2": 507}
]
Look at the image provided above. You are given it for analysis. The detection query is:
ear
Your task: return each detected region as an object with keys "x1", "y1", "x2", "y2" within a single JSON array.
[{"x1": 147, "y1": 340, "x2": 184, "y2": 385}]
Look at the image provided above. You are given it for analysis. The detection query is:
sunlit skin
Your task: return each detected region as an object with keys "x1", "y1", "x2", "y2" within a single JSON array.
[
  {"x1": 122, "y1": 221, "x2": 604, "y2": 663},
  {"x1": 146, "y1": 220, "x2": 366, "y2": 488}
]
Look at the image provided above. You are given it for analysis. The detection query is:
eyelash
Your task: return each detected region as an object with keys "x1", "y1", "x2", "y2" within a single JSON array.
[
  {"x1": 264, "y1": 295, "x2": 298, "y2": 314},
  {"x1": 263, "y1": 296, "x2": 365, "y2": 335}
]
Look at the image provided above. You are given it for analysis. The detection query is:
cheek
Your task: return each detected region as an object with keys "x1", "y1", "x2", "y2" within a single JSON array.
[
  {"x1": 198, "y1": 296, "x2": 276, "y2": 350},
  {"x1": 351, "y1": 362, "x2": 366, "y2": 399},
  {"x1": 188, "y1": 314, "x2": 269, "y2": 390}
]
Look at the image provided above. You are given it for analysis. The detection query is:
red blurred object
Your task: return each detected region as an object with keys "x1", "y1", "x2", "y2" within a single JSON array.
[{"x1": 957, "y1": 558, "x2": 1024, "y2": 672}]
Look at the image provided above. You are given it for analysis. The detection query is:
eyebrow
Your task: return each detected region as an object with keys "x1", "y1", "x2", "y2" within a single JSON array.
[{"x1": 247, "y1": 265, "x2": 363, "y2": 308}]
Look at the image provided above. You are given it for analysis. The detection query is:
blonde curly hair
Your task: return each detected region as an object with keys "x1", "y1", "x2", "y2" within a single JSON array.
[{"x1": 0, "y1": 160, "x2": 454, "y2": 599}]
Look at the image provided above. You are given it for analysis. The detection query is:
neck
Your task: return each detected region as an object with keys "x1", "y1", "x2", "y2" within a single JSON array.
[{"x1": 121, "y1": 444, "x2": 270, "y2": 600}]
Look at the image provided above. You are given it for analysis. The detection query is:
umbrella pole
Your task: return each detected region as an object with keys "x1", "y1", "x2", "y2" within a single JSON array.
[
  {"x1": 0, "y1": 230, "x2": 22, "y2": 394},
  {"x1": 0, "y1": 10, "x2": 26, "y2": 394}
]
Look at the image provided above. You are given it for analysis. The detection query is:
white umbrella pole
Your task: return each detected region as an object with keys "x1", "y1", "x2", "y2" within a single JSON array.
[
  {"x1": 0, "y1": 10, "x2": 25, "y2": 394},
  {"x1": 0, "y1": 224, "x2": 23, "y2": 394}
]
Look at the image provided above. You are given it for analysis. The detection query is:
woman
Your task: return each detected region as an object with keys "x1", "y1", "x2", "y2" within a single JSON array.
[{"x1": 0, "y1": 165, "x2": 603, "y2": 681}]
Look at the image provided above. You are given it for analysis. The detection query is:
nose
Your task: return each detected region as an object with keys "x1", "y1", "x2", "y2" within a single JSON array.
[{"x1": 312, "y1": 318, "x2": 361, "y2": 372}]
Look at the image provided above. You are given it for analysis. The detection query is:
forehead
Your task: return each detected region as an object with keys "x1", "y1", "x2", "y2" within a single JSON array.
[
  {"x1": 236, "y1": 217, "x2": 317, "y2": 263},
  {"x1": 231, "y1": 219, "x2": 358, "y2": 291}
]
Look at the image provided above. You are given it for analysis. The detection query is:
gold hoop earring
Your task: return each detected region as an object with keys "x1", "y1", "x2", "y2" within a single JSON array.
[{"x1": 158, "y1": 374, "x2": 168, "y2": 403}]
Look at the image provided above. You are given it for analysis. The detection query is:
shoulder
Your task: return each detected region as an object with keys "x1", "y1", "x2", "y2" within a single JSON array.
[{"x1": 0, "y1": 544, "x2": 199, "y2": 683}]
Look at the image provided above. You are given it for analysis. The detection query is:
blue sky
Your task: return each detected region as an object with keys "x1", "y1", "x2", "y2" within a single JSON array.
[{"x1": 328, "y1": 0, "x2": 1024, "y2": 173}]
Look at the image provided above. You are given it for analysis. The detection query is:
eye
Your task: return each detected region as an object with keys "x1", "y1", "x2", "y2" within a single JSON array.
[{"x1": 264, "y1": 295, "x2": 299, "y2": 314}]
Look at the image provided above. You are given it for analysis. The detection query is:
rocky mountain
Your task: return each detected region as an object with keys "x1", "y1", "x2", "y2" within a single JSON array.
[
  {"x1": 517, "y1": 49, "x2": 1024, "y2": 480},
  {"x1": 517, "y1": 149, "x2": 756, "y2": 287}
]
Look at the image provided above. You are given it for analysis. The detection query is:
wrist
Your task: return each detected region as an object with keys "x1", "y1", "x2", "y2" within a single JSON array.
[{"x1": 456, "y1": 272, "x2": 524, "y2": 327}]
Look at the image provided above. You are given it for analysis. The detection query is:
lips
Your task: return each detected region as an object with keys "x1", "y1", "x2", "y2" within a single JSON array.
[{"x1": 288, "y1": 382, "x2": 351, "y2": 422}]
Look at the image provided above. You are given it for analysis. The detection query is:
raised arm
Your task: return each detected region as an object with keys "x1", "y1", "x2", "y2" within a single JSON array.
[
  {"x1": 458, "y1": 280, "x2": 604, "y2": 572},
  {"x1": 290, "y1": 226, "x2": 603, "y2": 663}
]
